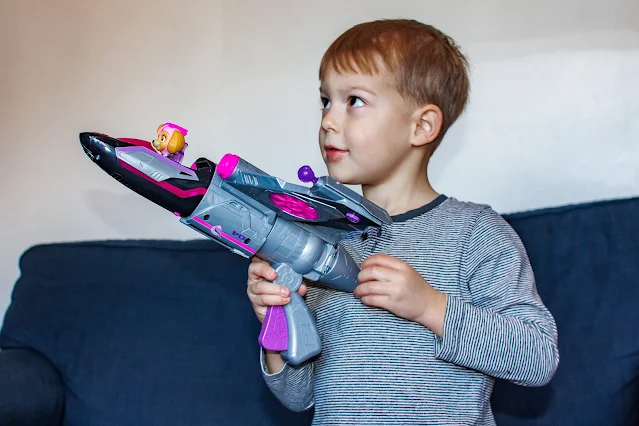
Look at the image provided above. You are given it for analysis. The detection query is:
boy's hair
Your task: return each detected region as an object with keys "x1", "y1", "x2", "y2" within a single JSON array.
[{"x1": 319, "y1": 19, "x2": 470, "y2": 148}]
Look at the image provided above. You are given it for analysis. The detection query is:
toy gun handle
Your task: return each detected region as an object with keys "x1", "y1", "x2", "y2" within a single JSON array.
[{"x1": 258, "y1": 263, "x2": 321, "y2": 365}]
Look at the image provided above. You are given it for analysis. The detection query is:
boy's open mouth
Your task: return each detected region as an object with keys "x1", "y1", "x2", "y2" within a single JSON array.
[
  {"x1": 325, "y1": 146, "x2": 348, "y2": 162},
  {"x1": 325, "y1": 145, "x2": 348, "y2": 153}
]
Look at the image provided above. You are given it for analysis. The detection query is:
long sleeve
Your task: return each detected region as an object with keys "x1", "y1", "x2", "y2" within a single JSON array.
[
  {"x1": 260, "y1": 348, "x2": 315, "y2": 412},
  {"x1": 433, "y1": 207, "x2": 560, "y2": 386}
]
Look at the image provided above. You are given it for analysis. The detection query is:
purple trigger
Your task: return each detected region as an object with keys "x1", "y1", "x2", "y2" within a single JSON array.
[{"x1": 258, "y1": 306, "x2": 288, "y2": 351}]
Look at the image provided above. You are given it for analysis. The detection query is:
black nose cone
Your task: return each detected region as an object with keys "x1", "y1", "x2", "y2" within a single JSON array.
[{"x1": 79, "y1": 132, "x2": 120, "y2": 162}]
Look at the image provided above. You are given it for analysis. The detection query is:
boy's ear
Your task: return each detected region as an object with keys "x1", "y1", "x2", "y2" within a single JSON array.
[{"x1": 410, "y1": 104, "x2": 443, "y2": 147}]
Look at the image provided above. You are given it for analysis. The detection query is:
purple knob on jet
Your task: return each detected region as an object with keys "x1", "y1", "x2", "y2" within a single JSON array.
[
  {"x1": 346, "y1": 211, "x2": 360, "y2": 223},
  {"x1": 298, "y1": 165, "x2": 319, "y2": 184}
]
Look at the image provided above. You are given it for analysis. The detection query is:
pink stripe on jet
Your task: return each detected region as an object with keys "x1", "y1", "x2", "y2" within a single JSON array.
[
  {"x1": 192, "y1": 216, "x2": 256, "y2": 254},
  {"x1": 117, "y1": 138, "x2": 155, "y2": 151},
  {"x1": 119, "y1": 160, "x2": 207, "y2": 198}
]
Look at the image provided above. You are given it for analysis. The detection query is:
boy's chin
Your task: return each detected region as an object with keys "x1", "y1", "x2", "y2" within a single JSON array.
[{"x1": 326, "y1": 167, "x2": 361, "y2": 186}]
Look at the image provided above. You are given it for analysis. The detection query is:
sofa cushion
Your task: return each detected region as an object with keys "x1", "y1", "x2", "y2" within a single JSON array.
[
  {"x1": 0, "y1": 239, "x2": 314, "y2": 426},
  {"x1": 492, "y1": 196, "x2": 639, "y2": 425},
  {"x1": 0, "y1": 348, "x2": 64, "y2": 426}
]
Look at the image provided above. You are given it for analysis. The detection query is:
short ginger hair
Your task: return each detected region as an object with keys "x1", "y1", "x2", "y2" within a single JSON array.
[{"x1": 319, "y1": 19, "x2": 470, "y2": 146}]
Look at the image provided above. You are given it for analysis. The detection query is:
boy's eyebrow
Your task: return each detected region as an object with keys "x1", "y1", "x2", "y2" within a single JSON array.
[
  {"x1": 344, "y1": 85, "x2": 377, "y2": 96},
  {"x1": 318, "y1": 85, "x2": 377, "y2": 96}
]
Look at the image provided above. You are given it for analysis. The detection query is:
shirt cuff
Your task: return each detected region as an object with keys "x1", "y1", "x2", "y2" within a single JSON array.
[
  {"x1": 260, "y1": 347, "x2": 287, "y2": 377},
  {"x1": 433, "y1": 295, "x2": 466, "y2": 363}
]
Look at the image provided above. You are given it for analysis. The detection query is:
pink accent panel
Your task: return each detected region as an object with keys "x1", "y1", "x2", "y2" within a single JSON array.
[
  {"x1": 191, "y1": 216, "x2": 256, "y2": 254},
  {"x1": 159, "y1": 122, "x2": 188, "y2": 135},
  {"x1": 117, "y1": 138, "x2": 155, "y2": 152},
  {"x1": 269, "y1": 193, "x2": 320, "y2": 220},
  {"x1": 217, "y1": 153, "x2": 239, "y2": 179},
  {"x1": 258, "y1": 306, "x2": 288, "y2": 351},
  {"x1": 118, "y1": 161, "x2": 207, "y2": 198}
]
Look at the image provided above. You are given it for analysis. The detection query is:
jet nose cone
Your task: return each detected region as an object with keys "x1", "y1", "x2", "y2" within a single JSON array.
[{"x1": 79, "y1": 132, "x2": 115, "y2": 162}]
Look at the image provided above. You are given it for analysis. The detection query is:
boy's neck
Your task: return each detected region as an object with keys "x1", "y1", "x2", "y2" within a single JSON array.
[
  {"x1": 361, "y1": 172, "x2": 440, "y2": 217},
  {"x1": 359, "y1": 149, "x2": 441, "y2": 217}
]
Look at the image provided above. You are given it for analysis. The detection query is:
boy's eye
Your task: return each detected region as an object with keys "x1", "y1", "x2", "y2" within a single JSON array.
[
  {"x1": 349, "y1": 96, "x2": 364, "y2": 107},
  {"x1": 320, "y1": 96, "x2": 331, "y2": 109}
]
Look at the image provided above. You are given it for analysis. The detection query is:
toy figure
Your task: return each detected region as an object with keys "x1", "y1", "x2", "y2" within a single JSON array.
[{"x1": 152, "y1": 122, "x2": 188, "y2": 164}]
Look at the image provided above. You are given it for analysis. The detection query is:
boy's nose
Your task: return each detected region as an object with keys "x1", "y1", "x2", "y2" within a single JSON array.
[{"x1": 321, "y1": 111, "x2": 340, "y2": 133}]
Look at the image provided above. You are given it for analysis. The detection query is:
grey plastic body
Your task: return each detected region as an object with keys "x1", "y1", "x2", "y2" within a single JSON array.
[{"x1": 173, "y1": 155, "x2": 390, "y2": 365}]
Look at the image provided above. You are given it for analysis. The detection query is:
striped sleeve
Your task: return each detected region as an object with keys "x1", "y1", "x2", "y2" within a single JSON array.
[
  {"x1": 260, "y1": 349, "x2": 315, "y2": 411},
  {"x1": 433, "y1": 207, "x2": 560, "y2": 386}
]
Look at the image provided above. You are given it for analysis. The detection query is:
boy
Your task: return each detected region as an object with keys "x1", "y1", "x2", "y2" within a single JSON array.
[{"x1": 247, "y1": 19, "x2": 559, "y2": 425}]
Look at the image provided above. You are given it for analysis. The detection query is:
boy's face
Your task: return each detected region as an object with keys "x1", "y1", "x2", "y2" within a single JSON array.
[{"x1": 318, "y1": 66, "x2": 417, "y2": 186}]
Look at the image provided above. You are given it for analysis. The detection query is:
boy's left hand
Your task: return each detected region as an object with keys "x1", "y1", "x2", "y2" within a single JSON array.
[{"x1": 354, "y1": 253, "x2": 447, "y2": 336}]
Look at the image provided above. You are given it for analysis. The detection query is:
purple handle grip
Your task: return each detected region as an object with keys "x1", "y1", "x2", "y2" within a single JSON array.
[{"x1": 258, "y1": 305, "x2": 288, "y2": 351}]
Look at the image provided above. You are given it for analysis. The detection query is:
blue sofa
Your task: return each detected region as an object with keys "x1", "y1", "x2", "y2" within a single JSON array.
[{"x1": 1, "y1": 196, "x2": 638, "y2": 425}]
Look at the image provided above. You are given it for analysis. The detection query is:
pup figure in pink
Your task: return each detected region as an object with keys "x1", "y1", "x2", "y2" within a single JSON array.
[{"x1": 152, "y1": 122, "x2": 188, "y2": 164}]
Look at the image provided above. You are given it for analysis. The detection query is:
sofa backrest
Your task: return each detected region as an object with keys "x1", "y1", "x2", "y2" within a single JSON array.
[
  {"x1": 492, "y1": 197, "x2": 639, "y2": 425},
  {"x1": 1, "y1": 197, "x2": 638, "y2": 425}
]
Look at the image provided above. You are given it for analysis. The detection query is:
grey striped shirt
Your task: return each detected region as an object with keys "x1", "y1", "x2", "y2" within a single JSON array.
[{"x1": 261, "y1": 195, "x2": 559, "y2": 425}]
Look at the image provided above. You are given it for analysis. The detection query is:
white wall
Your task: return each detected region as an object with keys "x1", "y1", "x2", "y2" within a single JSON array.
[{"x1": 1, "y1": 0, "x2": 638, "y2": 319}]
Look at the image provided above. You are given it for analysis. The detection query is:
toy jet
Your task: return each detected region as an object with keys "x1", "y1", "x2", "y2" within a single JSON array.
[{"x1": 79, "y1": 124, "x2": 392, "y2": 365}]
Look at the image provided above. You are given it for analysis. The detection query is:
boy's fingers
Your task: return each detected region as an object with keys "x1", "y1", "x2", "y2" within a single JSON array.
[
  {"x1": 357, "y1": 266, "x2": 391, "y2": 284},
  {"x1": 248, "y1": 291, "x2": 290, "y2": 308},
  {"x1": 361, "y1": 253, "x2": 401, "y2": 270},
  {"x1": 261, "y1": 294, "x2": 290, "y2": 306},
  {"x1": 354, "y1": 281, "x2": 389, "y2": 297},
  {"x1": 248, "y1": 263, "x2": 277, "y2": 282},
  {"x1": 359, "y1": 294, "x2": 389, "y2": 309},
  {"x1": 298, "y1": 283, "x2": 308, "y2": 296},
  {"x1": 251, "y1": 280, "x2": 289, "y2": 295},
  {"x1": 249, "y1": 280, "x2": 290, "y2": 297}
]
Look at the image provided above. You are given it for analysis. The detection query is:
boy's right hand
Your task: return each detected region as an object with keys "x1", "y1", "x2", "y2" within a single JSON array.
[{"x1": 247, "y1": 257, "x2": 307, "y2": 323}]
